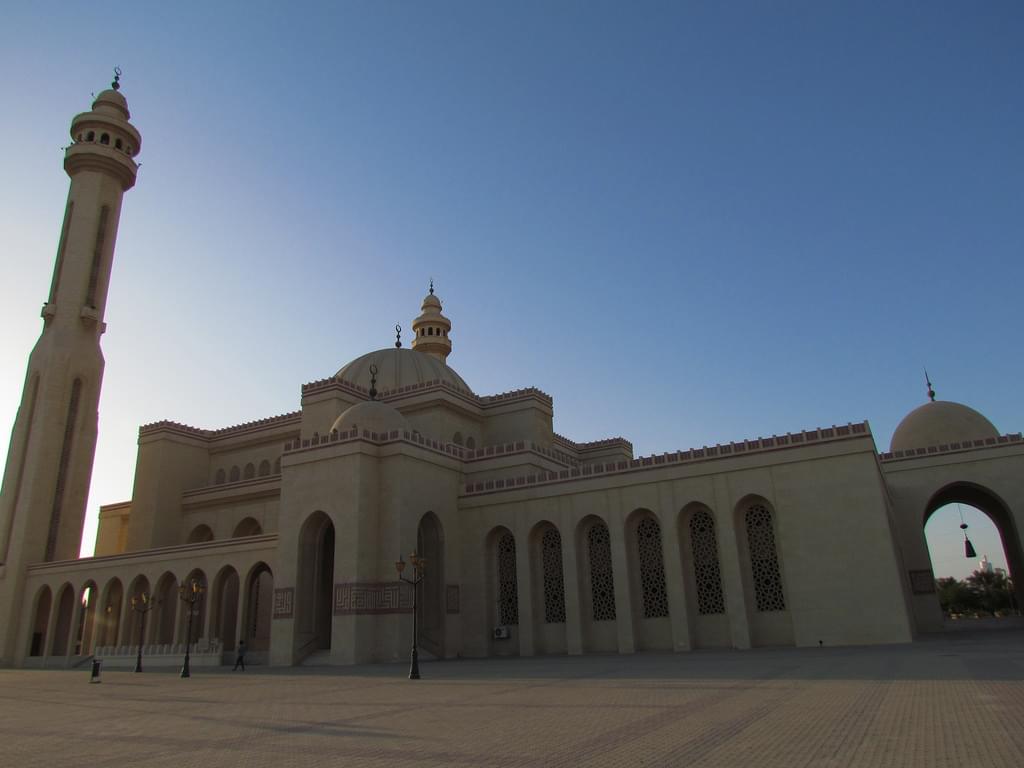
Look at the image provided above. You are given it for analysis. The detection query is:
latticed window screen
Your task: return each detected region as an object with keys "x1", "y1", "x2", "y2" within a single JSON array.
[
  {"x1": 636, "y1": 517, "x2": 669, "y2": 618},
  {"x1": 745, "y1": 503, "x2": 786, "y2": 612},
  {"x1": 541, "y1": 528, "x2": 566, "y2": 623},
  {"x1": 587, "y1": 522, "x2": 616, "y2": 621},
  {"x1": 689, "y1": 510, "x2": 726, "y2": 615},
  {"x1": 497, "y1": 532, "x2": 519, "y2": 625}
]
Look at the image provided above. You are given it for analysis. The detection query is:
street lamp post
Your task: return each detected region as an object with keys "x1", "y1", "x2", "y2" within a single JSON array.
[
  {"x1": 395, "y1": 551, "x2": 426, "y2": 680},
  {"x1": 129, "y1": 591, "x2": 154, "y2": 673},
  {"x1": 178, "y1": 580, "x2": 205, "y2": 679}
]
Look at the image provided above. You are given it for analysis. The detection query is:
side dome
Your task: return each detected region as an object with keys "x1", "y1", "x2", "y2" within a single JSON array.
[
  {"x1": 890, "y1": 400, "x2": 999, "y2": 452},
  {"x1": 331, "y1": 400, "x2": 410, "y2": 436},
  {"x1": 335, "y1": 348, "x2": 472, "y2": 394}
]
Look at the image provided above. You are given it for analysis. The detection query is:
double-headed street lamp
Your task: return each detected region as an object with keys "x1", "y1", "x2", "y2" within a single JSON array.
[
  {"x1": 178, "y1": 580, "x2": 205, "y2": 678},
  {"x1": 129, "y1": 591, "x2": 154, "y2": 673},
  {"x1": 395, "y1": 551, "x2": 426, "y2": 680}
]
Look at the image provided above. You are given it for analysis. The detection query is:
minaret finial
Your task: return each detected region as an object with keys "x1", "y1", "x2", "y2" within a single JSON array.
[
  {"x1": 368, "y1": 364, "x2": 378, "y2": 401},
  {"x1": 925, "y1": 368, "x2": 935, "y2": 402},
  {"x1": 395, "y1": 324, "x2": 402, "y2": 348},
  {"x1": 429, "y1": 278, "x2": 434, "y2": 296},
  {"x1": 112, "y1": 66, "x2": 122, "y2": 91}
]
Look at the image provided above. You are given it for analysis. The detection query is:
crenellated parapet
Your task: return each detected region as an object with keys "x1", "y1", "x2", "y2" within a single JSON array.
[
  {"x1": 879, "y1": 432, "x2": 1022, "y2": 462},
  {"x1": 139, "y1": 411, "x2": 301, "y2": 441},
  {"x1": 464, "y1": 440, "x2": 578, "y2": 466},
  {"x1": 283, "y1": 427, "x2": 467, "y2": 461},
  {"x1": 553, "y1": 433, "x2": 634, "y2": 455},
  {"x1": 479, "y1": 387, "x2": 552, "y2": 408},
  {"x1": 464, "y1": 422, "x2": 872, "y2": 495}
]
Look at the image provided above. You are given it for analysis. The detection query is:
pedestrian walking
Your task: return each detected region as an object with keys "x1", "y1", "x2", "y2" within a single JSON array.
[{"x1": 233, "y1": 639, "x2": 246, "y2": 671}]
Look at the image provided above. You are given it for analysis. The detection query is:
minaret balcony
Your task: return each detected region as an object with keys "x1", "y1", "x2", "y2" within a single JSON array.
[{"x1": 64, "y1": 142, "x2": 138, "y2": 190}]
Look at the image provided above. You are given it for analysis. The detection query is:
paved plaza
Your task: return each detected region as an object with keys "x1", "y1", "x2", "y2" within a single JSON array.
[{"x1": 2, "y1": 627, "x2": 1023, "y2": 768}]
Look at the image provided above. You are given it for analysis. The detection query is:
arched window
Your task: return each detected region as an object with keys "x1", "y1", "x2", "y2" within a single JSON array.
[
  {"x1": 745, "y1": 503, "x2": 786, "y2": 611},
  {"x1": 233, "y1": 517, "x2": 263, "y2": 537},
  {"x1": 689, "y1": 510, "x2": 725, "y2": 615},
  {"x1": 541, "y1": 528, "x2": 566, "y2": 623},
  {"x1": 453, "y1": 431, "x2": 463, "y2": 446},
  {"x1": 243, "y1": 462, "x2": 255, "y2": 480},
  {"x1": 637, "y1": 517, "x2": 669, "y2": 618},
  {"x1": 587, "y1": 522, "x2": 616, "y2": 621},
  {"x1": 497, "y1": 532, "x2": 519, "y2": 625},
  {"x1": 466, "y1": 436, "x2": 476, "y2": 450},
  {"x1": 258, "y1": 459, "x2": 270, "y2": 477},
  {"x1": 214, "y1": 468, "x2": 226, "y2": 485},
  {"x1": 187, "y1": 525, "x2": 214, "y2": 544},
  {"x1": 86, "y1": 131, "x2": 95, "y2": 141},
  {"x1": 229, "y1": 465, "x2": 240, "y2": 482},
  {"x1": 115, "y1": 138, "x2": 122, "y2": 149},
  {"x1": 100, "y1": 133, "x2": 109, "y2": 145}
]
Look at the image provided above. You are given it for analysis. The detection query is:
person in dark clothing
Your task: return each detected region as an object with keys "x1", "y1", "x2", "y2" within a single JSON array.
[{"x1": 233, "y1": 639, "x2": 246, "y2": 671}]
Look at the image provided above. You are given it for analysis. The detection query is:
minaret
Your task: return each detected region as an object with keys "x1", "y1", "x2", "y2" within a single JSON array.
[
  {"x1": 410, "y1": 281, "x2": 453, "y2": 363},
  {"x1": 0, "y1": 73, "x2": 141, "y2": 664}
]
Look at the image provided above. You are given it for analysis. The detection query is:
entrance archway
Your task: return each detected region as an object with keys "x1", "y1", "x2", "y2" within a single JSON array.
[
  {"x1": 29, "y1": 586, "x2": 52, "y2": 657},
  {"x1": 297, "y1": 512, "x2": 335, "y2": 653},
  {"x1": 243, "y1": 563, "x2": 274, "y2": 653},
  {"x1": 97, "y1": 578, "x2": 123, "y2": 647},
  {"x1": 417, "y1": 512, "x2": 445, "y2": 656},
  {"x1": 153, "y1": 572, "x2": 178, "y2": 645},
  {"x1": 924, "y1": 482, "x2": 1023, "y2": 618},
  {"x1": 211, "y1": 566, "x2": 240, "y2": 651},
  {"x1": 51, "y1": 583, "x2": 75, "y2": 656}
]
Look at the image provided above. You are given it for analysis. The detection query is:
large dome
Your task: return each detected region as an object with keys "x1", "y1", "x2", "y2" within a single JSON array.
[
  {"x1": 335, "y1": 347, "x2": 472, "y2": 394},
  {"x1": 890, "y1": 400, "x2": 999, "y2": 452}
]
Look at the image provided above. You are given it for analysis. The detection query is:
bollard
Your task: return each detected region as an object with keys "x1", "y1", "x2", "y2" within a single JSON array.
[{"x1": 90, "y1": 658, "x2": 102, "y2": 683}]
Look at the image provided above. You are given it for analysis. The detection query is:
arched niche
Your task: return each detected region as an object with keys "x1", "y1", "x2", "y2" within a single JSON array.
[
  {"x1": 296, "y1": 511, "x2": 335, "y2": 654},
  {"x1": 417, "y1": 512, "x2": 445, "y2": 657}
]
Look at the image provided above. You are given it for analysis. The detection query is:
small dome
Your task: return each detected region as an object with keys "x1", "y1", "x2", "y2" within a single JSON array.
[
  {"x1": 331, "y1": 400, "x2": 410, "y2": 436},
  {"x1": 336, "y1": 347, "x2": 472, "y2": 394},
  {"x1": 890, "y1": 400, "x2": 999, "y2": 452},
  {"x1": 91, "y1": 88, "x2": 130, "y2": 119}
]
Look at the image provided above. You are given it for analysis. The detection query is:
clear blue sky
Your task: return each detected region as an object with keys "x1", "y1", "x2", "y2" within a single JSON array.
[{"x1": 1, "y1": 3, "x2": 1021, "y2": 578}]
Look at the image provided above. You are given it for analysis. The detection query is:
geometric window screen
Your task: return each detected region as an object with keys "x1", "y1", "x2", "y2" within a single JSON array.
[
  {"x1": 689, "y1": 509, "x2": 726, "y2": 615},
  {"x1": 587, "y1": 522, "x2": 616, "y2": 621},
  {"x1": 497, "y1": 532, "x2": 519, "y2": 625},
  {"x1": 744, "y1": 503, "x2": 786, "y2": 612},
  {"x1": 541, "y1": 528, "x2": 566, "y2": 623},
  {"x1": 636, "y1": 517, "x2": 669, "y2": 619}
]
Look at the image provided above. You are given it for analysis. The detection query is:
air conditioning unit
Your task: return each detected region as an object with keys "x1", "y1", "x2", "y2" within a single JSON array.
[{"x1": 493, "y1": 626, "x2": 511, "y2": 640}]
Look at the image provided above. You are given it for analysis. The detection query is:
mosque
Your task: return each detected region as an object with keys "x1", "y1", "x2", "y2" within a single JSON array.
[{"x1": 1, "y1": 79, "x2": 1022, "y2": 670}]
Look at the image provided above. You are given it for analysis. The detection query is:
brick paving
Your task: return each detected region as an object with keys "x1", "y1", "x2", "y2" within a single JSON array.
[{"x1": 2, "y1": 627, "x2": 1022, "y2": 767}]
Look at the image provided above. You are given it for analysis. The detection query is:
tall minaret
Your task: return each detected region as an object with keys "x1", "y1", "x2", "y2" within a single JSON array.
[
  {"x1": 0, "y1": 73, "x2": 141, "y2": 664},
  {"x1": 410, "y1": 281, "x2": 453, "y2": 363}
]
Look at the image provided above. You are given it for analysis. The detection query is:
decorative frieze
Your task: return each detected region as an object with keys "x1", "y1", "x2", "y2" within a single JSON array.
[
  {"x1": 334, "y1": 581, "x2": 413, "y2": 615},
  {"x1": 272, "y1": 587, "x2": 294, "y2": 619},
  {"x1": 446, "y1": 584, "x2": 460, "y2": 614}
]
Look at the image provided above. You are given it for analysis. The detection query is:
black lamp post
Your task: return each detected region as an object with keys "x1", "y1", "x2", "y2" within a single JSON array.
[
  {"x1": 129, "y1": 591, "x2": 154, "y2": 673},
  {"x1": 178, "y1": 580, "x2": 205, "y2": 679},
  {"x1": 395, "y1": 551, "x2": 426, "y2": 680}
]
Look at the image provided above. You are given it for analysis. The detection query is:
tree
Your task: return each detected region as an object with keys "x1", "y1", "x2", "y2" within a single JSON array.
[
  {"x1": 936, "y1": 576, "x2": 977, "y2": 616},
  {"x1": 966, "y1": 569, "x2": 1014, "y2": 616}
]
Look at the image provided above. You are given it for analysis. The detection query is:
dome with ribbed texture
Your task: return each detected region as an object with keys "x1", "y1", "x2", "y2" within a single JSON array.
[
  {"x1": 890, "y1": 400, "x2": 999, "y2": 452},
  {"x1": 335, "y1": 347, "x2": 472, "y2": 394}
]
